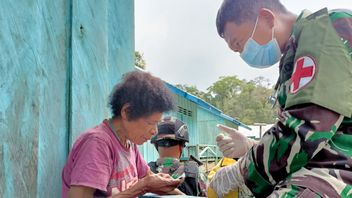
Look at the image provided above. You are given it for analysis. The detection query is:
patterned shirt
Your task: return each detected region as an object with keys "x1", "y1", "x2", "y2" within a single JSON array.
[{"x1": 237, "y1": 8, "x2": 352, "y2": 197}]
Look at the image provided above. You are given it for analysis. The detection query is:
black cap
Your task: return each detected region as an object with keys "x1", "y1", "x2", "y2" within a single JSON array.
[{"x1": 150, "y1": 116, "x2": 189, "y2": 143}]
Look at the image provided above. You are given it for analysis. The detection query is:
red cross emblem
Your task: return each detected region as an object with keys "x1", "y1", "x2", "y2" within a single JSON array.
[{"x1": 290, "y1": 56, "x2": 316, "y2": 94}]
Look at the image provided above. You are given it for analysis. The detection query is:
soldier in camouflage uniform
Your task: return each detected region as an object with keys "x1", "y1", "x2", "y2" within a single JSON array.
[
  {"x1": 210, "y1": 0, "x2": 352, "y2": 197},
  {"x1": 148, "y1": 116, "x2": 207, "y2": 196}
]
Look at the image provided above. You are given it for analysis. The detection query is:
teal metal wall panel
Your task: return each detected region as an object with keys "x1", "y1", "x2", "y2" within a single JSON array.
[
  {"x1": 0, "y1": 0, "x2": 134, "y2": 197},
  {"x1": 196, "y1": 107, "x2": 237, "y2": 145},
  {"x1": 175, "y1": 95, "x2": 198, "y2": 144},
  {"x1": 70, "y1": 0, "x2": 134, "y2": 144},
  {"x1": 197, "y1": 107, "x2": 225, "y2": 145},
  {"x1": 138, "y1": 141, "x2": 159, "y2": 164},
  {"x1": 0, "y1": 0, "x2": 70, "y2": 197}
]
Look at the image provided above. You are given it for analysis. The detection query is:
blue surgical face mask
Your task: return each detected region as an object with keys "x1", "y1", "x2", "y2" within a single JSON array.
[{"x1": 240, "y1": 17, "x2": 281, "y2": 68}]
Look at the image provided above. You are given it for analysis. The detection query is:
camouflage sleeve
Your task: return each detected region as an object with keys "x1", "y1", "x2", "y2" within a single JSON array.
[{"x1": 239, "y1": 104, "x2": 344, "y2": 197}]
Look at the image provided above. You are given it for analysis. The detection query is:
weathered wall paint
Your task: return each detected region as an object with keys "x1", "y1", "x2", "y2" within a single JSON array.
[
  {"x1": 0, "y1": 1, "x2": 70, "y2": 197},
  {"x1": 70, "y1": 0, "x2": 134, "y2": 145},
  {"x1": 0, "y1": 0, "x2": 134, "y2": 197}
]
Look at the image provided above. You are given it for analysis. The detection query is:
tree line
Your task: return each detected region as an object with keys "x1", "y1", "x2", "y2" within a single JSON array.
[
  {"x1": 176, "y1": 76, "x2": 277, "y2": 125},
  {"x1": 135, "y1": 51, "x2": 276, "y2": 125}
]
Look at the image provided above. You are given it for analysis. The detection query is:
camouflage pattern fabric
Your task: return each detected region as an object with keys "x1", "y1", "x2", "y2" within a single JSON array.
[
  {"x1": 156, "y1": 157, "x2": 181, "y2": 177},
  {"x1": 235, "y1": 8, "x2": 352, "y2": 198},
  {"x1": 148, "y1": 157, "x2": 207, "y2": 196}
]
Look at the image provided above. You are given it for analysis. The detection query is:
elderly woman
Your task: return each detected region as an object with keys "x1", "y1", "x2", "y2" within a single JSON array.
[{"x1": 62, "y1": 71, "x2": 182, "y2": 198}]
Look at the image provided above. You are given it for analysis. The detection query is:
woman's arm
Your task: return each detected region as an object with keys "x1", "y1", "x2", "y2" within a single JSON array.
[
  {"x1": 68, "y1": 180, "x2": 146, "y2": 198},
  {"x1": 68, "y1": 186, "x2": 96, "y2": 198},
  {"x1": 68, "y1": 173, "x2": 182, "y2": 198}
]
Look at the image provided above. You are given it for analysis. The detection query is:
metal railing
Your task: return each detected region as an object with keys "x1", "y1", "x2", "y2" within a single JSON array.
[{"x1": 185, "y1": 144, "x2": 220, "y2": 162}]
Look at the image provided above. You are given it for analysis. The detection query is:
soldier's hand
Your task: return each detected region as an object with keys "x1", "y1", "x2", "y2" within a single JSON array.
[
  {"x1": 216, "y1": 124, "x2": 258, "y2": 158},
  {"x1": 142, "y1": 173, "x2": 182, "y2": 195}
]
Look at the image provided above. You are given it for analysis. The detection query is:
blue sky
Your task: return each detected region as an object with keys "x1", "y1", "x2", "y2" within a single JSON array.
[{"x1": 135, "y1": 0, "x2": 351, "y2": 91}]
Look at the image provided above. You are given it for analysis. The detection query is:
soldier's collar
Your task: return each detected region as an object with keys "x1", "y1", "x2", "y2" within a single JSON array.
[
  {"x1": 156, "y1": 157, "x2": 180, "y2": 166},
  {"x1": 297, "y1": 9, "x2": 313, "y2": 22},
  {"x1": 297, "y1": 8, "x2": 329, "y2": 22}
]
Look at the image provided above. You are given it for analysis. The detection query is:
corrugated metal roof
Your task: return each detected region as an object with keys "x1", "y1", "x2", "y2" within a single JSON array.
[{"x1": 165, "y1": 82, "x2": 251, "y2": 130}]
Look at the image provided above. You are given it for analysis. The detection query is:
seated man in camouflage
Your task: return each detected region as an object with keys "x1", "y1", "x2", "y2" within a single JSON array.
[{"x1": 148, "y1": 116, "x2": 207, "y2": 196}]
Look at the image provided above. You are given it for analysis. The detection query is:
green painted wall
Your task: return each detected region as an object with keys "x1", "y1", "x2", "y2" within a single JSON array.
[
  {"x1": 197, "y1": 107, "x2": 238, "y2": 145},
  {"x1": 173, "y1": 95, "x2": 198, "y2": 144},
  {"x1": 0, "y1": 0, "x2": 134, "y2": 197},
  {"x1": 197, "y1": 107, "x2": 224, "y2": 145}
]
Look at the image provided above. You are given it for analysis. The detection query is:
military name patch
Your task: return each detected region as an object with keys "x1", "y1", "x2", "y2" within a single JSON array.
[{"x1": 290, "y1": 56, "x2": 316, "y2": 94}]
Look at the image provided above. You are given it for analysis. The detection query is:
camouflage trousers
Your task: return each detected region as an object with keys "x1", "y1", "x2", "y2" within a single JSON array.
[
  {"x1": 267, "y1": 186, "x2": 320, "y2": 198},
  {"x1": 238, "y1": 170, "x2": 322, "y2": 198},
  {"x1": 266, "y1": 167, "x2": 352, "y2": 198}
]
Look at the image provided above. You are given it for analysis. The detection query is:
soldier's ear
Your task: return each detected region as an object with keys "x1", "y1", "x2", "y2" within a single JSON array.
[
  {"x1": 258, "y1": 8, "x2": 275, "y2": 29},
  {"x1": 178, "y1": 145, "x2": 183, "y2": 158}
]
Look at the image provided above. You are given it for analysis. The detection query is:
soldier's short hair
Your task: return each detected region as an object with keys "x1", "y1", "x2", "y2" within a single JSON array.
[{"x1": 216, "y1": 0, "x2": 288, "y2": 37}]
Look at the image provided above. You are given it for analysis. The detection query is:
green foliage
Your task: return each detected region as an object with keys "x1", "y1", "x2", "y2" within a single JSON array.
[
  {"x1": 175, "y1": 84, "x2": 213, "y2": 103},
  {"x1": 177, "y1": 76, "x2": 276, "y2": 125},
  {"x1": 135, "y1": 51, "x2": 146, "y2": 69},
  {"x1": 207, "y1": 76, "x2": 244, "y2": 110},
  {"x1": 137, "y1": 49, "x2": 275, "y2": 124}
]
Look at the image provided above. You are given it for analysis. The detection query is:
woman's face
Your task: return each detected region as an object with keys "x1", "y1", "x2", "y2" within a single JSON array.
[{"x1": 123, "y1": 112, "x2": 162, "y2": 145}]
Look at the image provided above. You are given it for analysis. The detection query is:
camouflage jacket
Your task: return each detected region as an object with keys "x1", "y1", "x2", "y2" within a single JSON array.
[
  {"x1": 148, "y1": 157, "x2": 207, "y2": 196},
  {"x1": 236, "y1": 8, "x2": 352, "y2": 197}
]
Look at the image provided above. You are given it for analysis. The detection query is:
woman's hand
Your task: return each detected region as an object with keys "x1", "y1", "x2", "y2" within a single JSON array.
[{"x1": 141, "y1": 173, "x2": 183, "y2": 195}]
